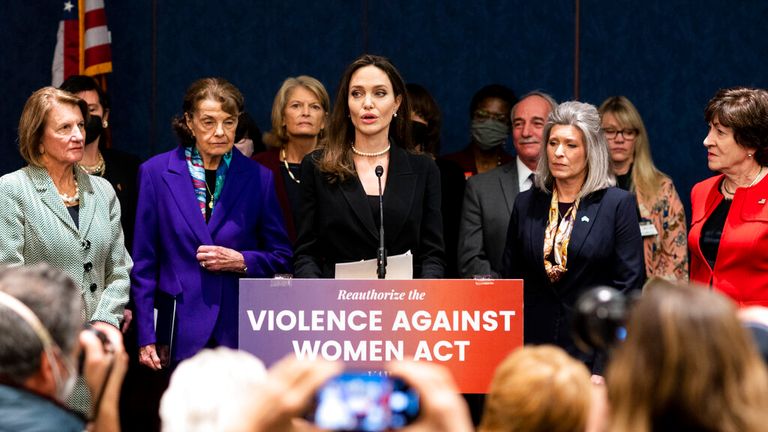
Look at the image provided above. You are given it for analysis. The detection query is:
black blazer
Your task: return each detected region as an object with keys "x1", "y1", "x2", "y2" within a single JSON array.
[
  {"x1": 294, "y1": 145, "x2": 445, "y2": 278},
  {"x1": 502, "y1": 186, "x2": 644, "y2": 368}
]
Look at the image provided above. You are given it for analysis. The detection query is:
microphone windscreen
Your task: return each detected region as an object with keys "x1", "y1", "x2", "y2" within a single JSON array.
[{"x1": 375, "y1": 165, "x2": 384, "y2": 177}]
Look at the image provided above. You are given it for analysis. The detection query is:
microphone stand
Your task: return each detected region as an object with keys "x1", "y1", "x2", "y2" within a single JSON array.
[{"x1": 375, "y1": 165, "x2": 386, "y2": 279}]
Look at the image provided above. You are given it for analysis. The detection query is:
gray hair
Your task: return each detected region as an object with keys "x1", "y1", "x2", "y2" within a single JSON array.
[
  {"x1": 161, "y1": 348, "x2": 267, "y2": 432},
  {"x1": 0, "y1": 264, "x2": 82, "y2": 385},
  {"x1": 511, "y1": 91, "x2": 559, "y2": 117},
  {"x1": 535, "y1": 101, "x2": 615, "y2": 198}
]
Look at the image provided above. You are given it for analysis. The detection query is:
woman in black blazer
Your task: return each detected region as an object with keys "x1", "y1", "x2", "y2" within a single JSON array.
[
  {"x1": 502, "y1": 101, "x2": 644, "y2": 370},
  {"x1": 294, "y1": 54, "x2": 445, "y2": 278}
]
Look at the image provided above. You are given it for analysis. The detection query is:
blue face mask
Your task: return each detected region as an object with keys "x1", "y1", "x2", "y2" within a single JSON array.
[{"x1": 471, "y1": 119, "x2": 509, "y2": 150}]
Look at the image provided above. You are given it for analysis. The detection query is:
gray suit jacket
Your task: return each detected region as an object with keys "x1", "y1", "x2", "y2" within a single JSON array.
[
  {"x1": 0, "y1": 166, "x2": 131, "y2": 327},
  {"x1": 458, "y1": 161, "x2": 520, "y2": 278}
]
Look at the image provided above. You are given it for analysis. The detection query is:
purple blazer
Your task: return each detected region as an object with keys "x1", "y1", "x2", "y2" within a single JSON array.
[{"x1": 131, "y1": 146, "x2": 292, "y2": 362}]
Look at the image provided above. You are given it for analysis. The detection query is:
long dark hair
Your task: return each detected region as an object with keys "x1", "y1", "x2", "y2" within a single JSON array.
[{"x1": 318, "y1": 54, "x2": 412, "y2": 182}]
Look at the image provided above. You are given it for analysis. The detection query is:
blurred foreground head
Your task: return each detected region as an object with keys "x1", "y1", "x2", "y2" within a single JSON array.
[
  {"x1": 479, "y1": 345, "x2": 591, "y2": 432},
  {"x1": 607, "y1": 280, "x2": 768, "y2": 432}
]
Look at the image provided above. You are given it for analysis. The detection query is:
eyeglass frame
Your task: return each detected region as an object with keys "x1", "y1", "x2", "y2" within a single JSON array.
[
  {"x1": 472, "y1": 109, "x2": 509, "y2": 124},
  {"x1": 602, "y1": 127, "x2": 638, "y2": 140}
]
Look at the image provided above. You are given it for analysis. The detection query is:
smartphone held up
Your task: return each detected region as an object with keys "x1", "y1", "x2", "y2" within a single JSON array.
[{"x1": 307, "y1": 371, "x2": 420, "y2": 431}]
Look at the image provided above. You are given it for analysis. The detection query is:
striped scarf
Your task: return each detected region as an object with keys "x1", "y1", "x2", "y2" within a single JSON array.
[{"x1": 185, "y1": 146, "x2": 232, "y2": 219}]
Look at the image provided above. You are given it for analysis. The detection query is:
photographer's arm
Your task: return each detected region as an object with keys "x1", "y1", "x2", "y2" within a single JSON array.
[
  {"x1": 80, "y1": 324, "x2": 128, "y2": 432},
  {"x1": 242, "y1": 356, "x2": 342, "y2": 432},
  {"x1": 387, "y1": 361, "x2": 474, "y2": 432}
]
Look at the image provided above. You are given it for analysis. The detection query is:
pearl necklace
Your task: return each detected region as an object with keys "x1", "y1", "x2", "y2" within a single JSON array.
[
  {"x1": 281, "y1": 147, "x2": 300, "y2": 184},
  {"x1": 351, "y1": 144, "x2": 390, "y2": 157},
  {"x1": 59, "y1": 176, "x2": 80, "y2": 205}
]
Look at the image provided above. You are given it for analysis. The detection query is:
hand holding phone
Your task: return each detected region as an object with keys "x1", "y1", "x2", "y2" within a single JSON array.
[{"x1": 308, "y1": 372, "x2": 420, "y2": 431}]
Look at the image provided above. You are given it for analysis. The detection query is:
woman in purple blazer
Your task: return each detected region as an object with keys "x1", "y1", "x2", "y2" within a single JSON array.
[{"x1": 131, "y1": 78, "x2": 292, "y2": 369}]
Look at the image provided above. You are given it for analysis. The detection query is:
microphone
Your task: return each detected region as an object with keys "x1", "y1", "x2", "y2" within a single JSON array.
[{"x1": 375, "y1": 165, "x2": 386, "y2": 279}]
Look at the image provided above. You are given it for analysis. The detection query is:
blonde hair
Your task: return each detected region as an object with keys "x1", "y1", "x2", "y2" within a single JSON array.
[
  {"x1": 270, "y1": 75, "x2": 330, "y2": 146},
  {"x1": 607, "y1": 280, "x2": 768, "y2": 432},
  {"x1": 17, "y1": 87, "x2": 88, "y2": 167},
  {"x1": 598, "y1": 96, "x2": 667, "y2": 201},
  {"x1": 479, "y1": 345, "x2": 592, "y2": 432}
]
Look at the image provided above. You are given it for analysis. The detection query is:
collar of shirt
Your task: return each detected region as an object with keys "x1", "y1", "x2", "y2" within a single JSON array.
[{"x1": 516, "y1": 157, "x2": 535, "y2": 192}]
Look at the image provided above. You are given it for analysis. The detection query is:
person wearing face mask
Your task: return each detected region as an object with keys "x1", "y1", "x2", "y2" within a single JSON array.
[
  {"x1": 59, "y1": 75, "x2": 142, "y2": 255},
  {"x1": 0, "y1": 87, "x2": 131, "y2": 417},
  {"x1": 406, "y1": 83, "x2": 465, "y2": 278},
  {"x1": 459, "y1": 91, "x2": 558, "y2": 278},
  {"x1": 441, "y1": 84, "x2": 517, "y2": 179},
  {"x1": 233, "y1": 111, "x2": 266, "y2": 158},
  {"x1": 0, "y1": 264, "x2": 128, "y2": 432}
]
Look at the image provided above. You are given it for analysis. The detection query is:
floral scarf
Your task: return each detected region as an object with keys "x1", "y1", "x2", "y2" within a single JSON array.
[
  {"x1": 543, "y1": 188, "x2": 580, "y2": 283},
  {"x1": 185, "y1": 146, "x2": 232, "y2": 219}
]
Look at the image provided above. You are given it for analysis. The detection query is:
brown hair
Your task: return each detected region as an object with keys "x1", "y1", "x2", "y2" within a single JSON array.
[
  {"x1": 479, "y1": 345, "x2": 592, "y2": 432},
  {"x1": 704, "y1": 87, "x2": 768, "y2": 166},
  {"x1": 406, "y1": 83, "x2": 442, "y2": 156},
  {"x1": 171, "y1": 77, "x2": 244, "y2": 147},
  {"x1": 17, "y1": 87, "x2": 88, "y2": 167},
  {"x1": 599, "y1": 96, "x2": 668, "y2": 200},
  {"x1": 607, "y1": 280, "x2": 768, "y2": 432},
  {"x1": 318, "y1": 54, "x2": 412, "y2": 182},
  {"x1": 270, "y1": 75, "x2": 330, "y2": 146}
]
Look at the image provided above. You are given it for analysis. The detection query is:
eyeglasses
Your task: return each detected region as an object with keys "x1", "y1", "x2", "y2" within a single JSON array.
[
  {"x1": 603, "y1": 128, "x2": 638, "y2": 140},
  {"x1": 473, "y1": 109, "x2": 508, "y2": 123},
  {"x1": 195, "y1": 117, "x2": 238, "y2": 132}
]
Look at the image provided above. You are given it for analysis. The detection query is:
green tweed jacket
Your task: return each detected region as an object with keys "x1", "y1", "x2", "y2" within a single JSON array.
[{"x1": 0, "y1": 165, "x2": 131, "y2": 327}]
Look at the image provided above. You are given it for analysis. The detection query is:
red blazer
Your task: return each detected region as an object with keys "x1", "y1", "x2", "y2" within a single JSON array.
[{"x1": 689, "y1": 174, "x2": 768, "y2": 307}]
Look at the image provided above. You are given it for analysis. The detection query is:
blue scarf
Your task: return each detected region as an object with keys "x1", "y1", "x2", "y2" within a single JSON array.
[{"x1": 185, "y1": 146, "x2": 232, "y2": 219}]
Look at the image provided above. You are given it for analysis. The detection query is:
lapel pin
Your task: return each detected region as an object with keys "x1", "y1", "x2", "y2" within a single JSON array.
[
  {"x1": 581, "y1": 216, "x2": 590, "y2": 223},
  {"x1": 759, "y1": 199, "x2": 766, "y2": 204}
]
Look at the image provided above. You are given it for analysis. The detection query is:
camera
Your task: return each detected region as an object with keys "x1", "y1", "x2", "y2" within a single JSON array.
[
  {"x1": 572, "y1": 286, "x2": 635, "y2": 353},
  {"x1": 307, "y1": 372, "x2": 420, "y2": 431},
  {"x1": 78, "y1": 322, "x2": 112, "y2": 373}
]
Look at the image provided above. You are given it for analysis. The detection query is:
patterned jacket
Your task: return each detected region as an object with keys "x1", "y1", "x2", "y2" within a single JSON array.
[{"x1": 637, "y1": 176, "x2": 688, "y2": 281}]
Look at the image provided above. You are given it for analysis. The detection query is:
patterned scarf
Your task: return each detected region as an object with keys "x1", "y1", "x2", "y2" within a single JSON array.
[
  {"x1": 543, "y1": 188, "x2": 580, "y2": 283},
  {"x1": 185, "y1": 146, "x2": 232, "y2": 219}
]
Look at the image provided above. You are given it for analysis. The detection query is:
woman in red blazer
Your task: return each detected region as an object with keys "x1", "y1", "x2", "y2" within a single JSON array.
[{"x1": 689, "y1": 87, "x2": 768, "y2": 306}]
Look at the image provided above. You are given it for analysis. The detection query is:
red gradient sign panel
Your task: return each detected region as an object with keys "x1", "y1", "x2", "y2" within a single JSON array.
[{"x1": 239, "y1": 279, "x2": 523, "y2": 393}]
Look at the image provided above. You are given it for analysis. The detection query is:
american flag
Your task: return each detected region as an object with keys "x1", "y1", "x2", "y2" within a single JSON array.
[{"x1": 52, "y1": 0, "x2": 112, "y2": 86}]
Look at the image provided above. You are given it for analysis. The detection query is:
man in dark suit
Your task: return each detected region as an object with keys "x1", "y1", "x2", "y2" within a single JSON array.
[{"x1": 458, "y1": 92, "x2": 557, "y2": 278}]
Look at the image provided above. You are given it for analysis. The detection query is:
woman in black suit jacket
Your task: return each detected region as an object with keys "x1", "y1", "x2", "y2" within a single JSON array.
[
  {"x1": 294, "y1": 54, "x2": 444, "y2": 278},
  {"x1": 502, "y1": 101, "x2": 644, "y2": 370}
]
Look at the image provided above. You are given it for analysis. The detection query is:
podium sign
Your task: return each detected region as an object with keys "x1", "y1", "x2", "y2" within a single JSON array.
[{"x1": 239, "y1": 278, "x2": 522, "y2": 393}]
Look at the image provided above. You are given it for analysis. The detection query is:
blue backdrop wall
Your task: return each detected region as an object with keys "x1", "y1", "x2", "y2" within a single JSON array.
[{"x1": 2, "y1": 1, "x2": 768, "y2": 217}]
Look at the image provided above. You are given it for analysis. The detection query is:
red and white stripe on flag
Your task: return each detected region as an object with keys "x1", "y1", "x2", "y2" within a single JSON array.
[{"x1": 52, "y1": 0, "x2": 112, "y2": 86}]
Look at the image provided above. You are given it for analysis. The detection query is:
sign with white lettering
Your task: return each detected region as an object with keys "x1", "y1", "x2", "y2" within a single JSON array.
[{"x1": 238, "y1": 278, "x2": 523, "y2": 393}]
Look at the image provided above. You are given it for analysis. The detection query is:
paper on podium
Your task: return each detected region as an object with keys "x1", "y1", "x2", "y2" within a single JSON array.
[{"x1": 335, "y1": 250, "x2": 413, "y2": 279}]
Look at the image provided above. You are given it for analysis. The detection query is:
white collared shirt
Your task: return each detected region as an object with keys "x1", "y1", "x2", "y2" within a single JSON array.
[{"x1": 517, "y1": 157, "x2": 535, "y2": 192}]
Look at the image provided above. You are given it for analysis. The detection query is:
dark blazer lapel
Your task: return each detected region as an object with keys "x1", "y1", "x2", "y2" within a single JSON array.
[
  {"x1": 162, "y1": 147, "x2": 213, "y2": 245},
  {"x1": 76, "y1": 170, "x2": 96, "y2": 237},
  {"x1": 26, "y1": 166, "x2": 78, "y2": 234},
  {"x1": 569, "y1": 190, "x2": 604, "y2": 259},
  {"x1": 528, "y1": 190, "x2": 550, "y2": 278},
  {"x1": 500, "y1": 162, "x2": 520, "y2": 214},
  {"x1": 382, "y1": 146, "x2": 416, "y2": 243},
  {"x1": 208, "y1": 152, "x2": 249, "y2": 235},
  {"x1": 340, "y1": 172, "x2": 379, "y2": 240}
]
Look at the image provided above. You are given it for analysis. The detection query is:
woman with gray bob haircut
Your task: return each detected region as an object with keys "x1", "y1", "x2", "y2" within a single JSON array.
[
  {"x1": 534, "y1": 101, "x2": 615, "y2": 195},
  {"x1": 502, "y1": 101, "x2": 644, "y2": 373}
]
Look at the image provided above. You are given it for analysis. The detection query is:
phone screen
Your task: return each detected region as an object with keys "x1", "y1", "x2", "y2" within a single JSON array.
[{"x1": 309, "y1": 372, "x2": 420, "y2": 431}]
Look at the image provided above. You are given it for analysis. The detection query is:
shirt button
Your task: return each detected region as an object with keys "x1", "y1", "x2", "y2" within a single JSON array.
[
  {"x1": 90, "y1": 283, "x2": 97, "y2": 293},
  {"x1": 84, "y1": 262, "x2": 93, "y2": 272}
]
